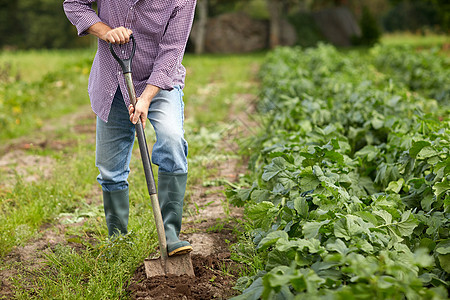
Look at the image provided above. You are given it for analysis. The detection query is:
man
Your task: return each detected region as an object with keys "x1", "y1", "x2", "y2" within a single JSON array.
[{"x1": 63, "y1": 0, "x2": 196, "y2": 256}]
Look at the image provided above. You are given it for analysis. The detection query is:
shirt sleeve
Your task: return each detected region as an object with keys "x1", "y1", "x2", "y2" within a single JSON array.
[
  {"x1": 63, "y1": 0, "x2": 102, "y2": 36},
  {"x1": 147, "y1": 1, "x2": 196, "y2": 90}
]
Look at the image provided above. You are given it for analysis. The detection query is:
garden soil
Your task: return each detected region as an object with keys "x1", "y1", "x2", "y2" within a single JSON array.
[{"x1": 129, "y1": 253, "x2": 240, "y2": 300}]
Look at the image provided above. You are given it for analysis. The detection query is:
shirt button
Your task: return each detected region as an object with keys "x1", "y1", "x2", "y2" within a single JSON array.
[{"x1": 110, "y1": 93, "x2": 113, "y2": 96}]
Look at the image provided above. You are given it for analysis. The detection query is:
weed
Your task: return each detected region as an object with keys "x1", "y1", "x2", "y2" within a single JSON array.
[{"x1": 206, "y1": 221, "x2": 225, "y2": 233}]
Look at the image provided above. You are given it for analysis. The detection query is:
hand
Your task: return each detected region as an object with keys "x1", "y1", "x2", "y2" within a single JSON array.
[
  {"x1": 129, "y1": 97, "x2": 151, "y2": 130},
  {"x1": 128, "y1": 85, "x2": 161, "y2": 130},
  {"x1": 104, "y1": 26, "x2": 132, "y2": 44}
]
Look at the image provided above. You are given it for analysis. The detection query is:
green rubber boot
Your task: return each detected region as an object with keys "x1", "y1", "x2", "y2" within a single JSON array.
[
  {"x1": 158, "y1": 172, "x2": 193, "y2": 256},
  {"x1": 103, "y1": 188, "x2": 129, "y2": 237}
]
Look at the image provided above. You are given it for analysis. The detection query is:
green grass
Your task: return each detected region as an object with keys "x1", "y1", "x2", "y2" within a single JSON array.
[
  {"x1": 12, "y1": 232, "x2": 157, "y2": 299},
  {"x1": 183, "y1": 53, "x2": 265, "y2": 126},
  {"x1": 0, "y1": 49, "x2": 95, "y2": 82},
  {"x1": 0, "y1": 138, "x2": 97, "y2": 256},
  {"x1": 182, "y1": 52, "x2": 265, "y2": 187},
  {"x1": 0, "y1": 49, "x2": 93, "y2": 141},
  {"x1": 381, "y1": 32, "x2": 449, "y2": 48}
]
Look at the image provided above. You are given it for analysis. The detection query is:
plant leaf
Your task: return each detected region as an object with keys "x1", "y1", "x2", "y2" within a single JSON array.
[
  {"x1": 438, "y1": 254, "x2": 450, "y2": 273},
  {"x1": 231, "y1": 277, "x2": 264, "y2": 300},
  {"x1": 247, "y1": 201, "x2": 278, "y2": 229},
  {"x1": 258, "y1": 231, "x2": 288, "y2": 250},
  {"x1": 294, "y1": 197, "x2": 309, "y2": 218},
  {"x1": 409, "y1": 141, "x2": 431, "y2": 158},
  {"x1": 326, "y1": 238, "x2": 349, "y2": 255},
  {"x1": 303, "y1": 220, "x2": 330, "y2": 239},
  {"x1": 436, "y1": 239, "x2": 450, "y2": 255},
  {"x1": 433, "y1": 178, "x2": 449, "y2": 199},
  {"x1": 262, "y1": 157, "x2": 287, "y2": 181}
]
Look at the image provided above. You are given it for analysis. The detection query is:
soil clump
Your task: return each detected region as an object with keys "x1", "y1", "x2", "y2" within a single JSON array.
[{"x1": 128, "y1": 252, "x2": 242, "y2": 300}]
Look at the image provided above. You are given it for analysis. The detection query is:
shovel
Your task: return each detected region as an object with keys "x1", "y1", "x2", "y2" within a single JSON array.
[{"x1": 110, "y1": 35, "x2": 195, "y2": 278}]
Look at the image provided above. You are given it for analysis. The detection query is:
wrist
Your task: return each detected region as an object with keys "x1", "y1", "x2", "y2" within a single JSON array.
[
  {"x1": 87, "y1": 22, "x2": 112, "y2": 41},
  {"x1": 140, "y1": 85, "x2": 160, "y2": 102},
  {"x1": 139, "y1": 95, "x2": 152, "y2": 106}
]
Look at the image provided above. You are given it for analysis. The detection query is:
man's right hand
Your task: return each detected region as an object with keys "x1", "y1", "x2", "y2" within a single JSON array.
[
  {"x1": 104, "y1": 26, "x2": 133, "y2": 44},
  {"x1": 88, "y1": 22, "x2": 132, "y2": 44}
]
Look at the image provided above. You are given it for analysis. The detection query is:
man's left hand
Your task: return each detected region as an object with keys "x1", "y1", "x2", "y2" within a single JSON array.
[{"x1": 128, "y1": 84, "x2": 160, "y2": 130}]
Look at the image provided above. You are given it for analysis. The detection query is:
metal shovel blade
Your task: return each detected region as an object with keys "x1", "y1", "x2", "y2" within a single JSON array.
[{"x1": 144, "y1": 253, "x2": 195, "y2": 277}]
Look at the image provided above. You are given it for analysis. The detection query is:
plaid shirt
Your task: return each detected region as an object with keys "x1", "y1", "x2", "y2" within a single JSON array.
[{"x1": 63, "y1": 0, "x2": 196, "y2": 122}]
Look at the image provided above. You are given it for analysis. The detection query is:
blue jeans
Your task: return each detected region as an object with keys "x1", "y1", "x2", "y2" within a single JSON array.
[{"x1": 96, "y1": 86, "x2": 188, "y2": 192}]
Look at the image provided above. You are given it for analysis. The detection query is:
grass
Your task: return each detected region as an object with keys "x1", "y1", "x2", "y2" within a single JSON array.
[
  {"x1": 0, "y1": 50, "x2": 92, "y2": 141},
  {"x1": 0, "y1": 136, "x2": 97, "y2": 256},
  {"x1": 183, "y1": 52, "x2": 265, "y2": 125},
  {"x1": 0, "y1": 48, "x2": 264, "y2": 299},
  {"x1": 12, "y1": 232, "x2": 157, "y2": 299},
  {"x1": 0, "y1": 49, "x2": 95, "y2": 82},
  {"x1": 182, "y1": 52, "x2": 265, "y2": 188},
  {"x1": 381, "y1": 32, "x2": 449, "y2": 48}
]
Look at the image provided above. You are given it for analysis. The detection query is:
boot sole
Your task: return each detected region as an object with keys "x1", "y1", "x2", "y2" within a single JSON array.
[{"x1": 168, "y1": 245, "x2": 193, "y2": 256}]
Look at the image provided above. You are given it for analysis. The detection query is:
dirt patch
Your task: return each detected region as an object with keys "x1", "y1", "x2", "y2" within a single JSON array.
[
  {"x1": 0, "y1": 106, "x2": 96, "y2": 191},
  {"x1": 0, "y1": 150, "x2": 56, "y2": 189},
  {"x1": 129, "y1": 157, "x2": 246, "y2": 300},
  {"x1": 128, "y1": 253, "x2": 241, "y2": 300},
  {"x1": 127, "y1": 156, "x2": 246, "y2": 299},
  {"x1": 0, "y1": 224, "x2": 92, "y2": 299},
  {"x1": 0, "y1": 105, "x2": 95, "y2": 157}
]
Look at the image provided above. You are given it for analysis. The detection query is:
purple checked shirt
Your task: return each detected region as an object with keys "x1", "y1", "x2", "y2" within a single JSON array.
[{"x1": 63, "y1": 0, "x2": 196, "y2": 122}]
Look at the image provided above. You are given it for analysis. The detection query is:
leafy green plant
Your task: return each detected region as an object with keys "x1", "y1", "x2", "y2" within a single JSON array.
[
  {"x1": 229, "y1": 45, "x2": 449, "y2": 299},
  {"x1": 371, "y1": 44, "x2": 450, "y2": 103}
]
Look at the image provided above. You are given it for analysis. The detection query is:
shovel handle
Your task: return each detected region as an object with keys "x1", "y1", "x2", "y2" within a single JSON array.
[
  {"x1": 109, "y1": 34, "x2": 136, "y2": 74},
  {"x1": 109, "y1": 36, "x2": 168, "y2": 261},
  {"x1": 120, "y1": 72, "x2": 156, "y2": 195},
  {"x1": 135, "y1": 120, "x2": 168, "y2": 259},
  {"x1": 108, "y1": 36, "x2": 155, "y2": 195}
]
